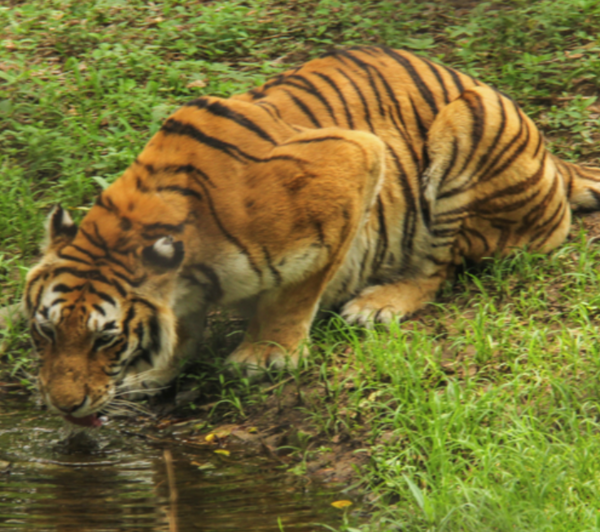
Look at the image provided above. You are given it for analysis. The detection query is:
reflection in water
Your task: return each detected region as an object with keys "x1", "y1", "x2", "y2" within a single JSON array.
[{"x1": 0, "y1": 394, "x2": 341, "y2": 531}]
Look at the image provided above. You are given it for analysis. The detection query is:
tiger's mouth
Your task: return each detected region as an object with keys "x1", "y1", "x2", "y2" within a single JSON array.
[{"x1": 63, "y1": 413, "x2": 103, "y2": 428}]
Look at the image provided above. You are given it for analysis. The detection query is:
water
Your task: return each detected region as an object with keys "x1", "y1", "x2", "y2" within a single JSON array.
[{"x1": 0, "y1": 393, "x2": 344, "y2": 531}]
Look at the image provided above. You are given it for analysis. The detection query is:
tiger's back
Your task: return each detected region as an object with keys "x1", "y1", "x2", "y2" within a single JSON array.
[{"x1": 23, "y1": 47, "x2": 600, "y2": 423}]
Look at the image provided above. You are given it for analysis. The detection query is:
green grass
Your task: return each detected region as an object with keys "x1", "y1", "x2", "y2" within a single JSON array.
[
  {"x1": 3, "y1": 0, "x2": 600, "y2": 530},
  {"x1": 312, "y1": 238, "x2": 600, "y2": 531}
]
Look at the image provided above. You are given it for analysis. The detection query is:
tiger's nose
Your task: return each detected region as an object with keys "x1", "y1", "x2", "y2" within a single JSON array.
[{"x1": 55, "y1": 396, "x2": 87, "y2": 414}]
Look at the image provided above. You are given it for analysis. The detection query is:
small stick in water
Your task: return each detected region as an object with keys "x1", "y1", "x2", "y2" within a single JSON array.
[{"x1": 164, "y1": 449, "x2": 178, "y2": 532}]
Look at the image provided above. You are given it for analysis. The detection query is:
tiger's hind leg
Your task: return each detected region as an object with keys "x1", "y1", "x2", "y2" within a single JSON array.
[{"x1": 344, "y1": 84, "x2": 565, "y2": 326}]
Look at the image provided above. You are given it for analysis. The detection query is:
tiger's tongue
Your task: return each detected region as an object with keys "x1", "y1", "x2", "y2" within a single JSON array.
[{"x1": 63, "y1": 413, "x2": 103, "y2": 428}]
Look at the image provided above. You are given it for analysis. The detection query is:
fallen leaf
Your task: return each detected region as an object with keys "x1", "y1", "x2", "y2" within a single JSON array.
[
  {"x1": 331, "y1": 500, "x2": 352, "y2": 509},
  {"x1": 214, "y1": 449, "x2": 230, "y2": 456}
]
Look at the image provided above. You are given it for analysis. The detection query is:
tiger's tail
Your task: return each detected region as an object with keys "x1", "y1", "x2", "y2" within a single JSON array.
[{"x1": 553, "y1": 155, "x2": 600, "y2": 212}]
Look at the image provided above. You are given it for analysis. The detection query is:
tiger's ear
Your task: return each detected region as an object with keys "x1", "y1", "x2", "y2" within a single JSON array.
[
  {"x1": 142, "y1": 236, "x2": 185, "y2": 271},
  {"x1": 43, "y1": 205, "x2": 78, "y2": 252}
]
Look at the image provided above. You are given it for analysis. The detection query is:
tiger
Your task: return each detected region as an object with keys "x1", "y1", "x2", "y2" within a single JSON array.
[{"x1": 23, "y1": 46, "x2": 600, "y2": 426}]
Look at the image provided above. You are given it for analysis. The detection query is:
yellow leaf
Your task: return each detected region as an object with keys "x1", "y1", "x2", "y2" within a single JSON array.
[
  {"x1": 214, "y1": 449, "x2": 230, "y2": 456},
  {"x1": 248, "y1": 427, "x2": 258, "y2": 433},
  {"x1": 331, "y1": 500, "x2": 352, "y2": 509},
  {"x1": 205, "y1": 433, "x2": 216, "y2": 443}
]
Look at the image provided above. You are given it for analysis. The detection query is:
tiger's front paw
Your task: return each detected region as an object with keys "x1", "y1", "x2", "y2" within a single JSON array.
[{"x1": 225, "y1": 342, "x2": 305, "y2": 379}]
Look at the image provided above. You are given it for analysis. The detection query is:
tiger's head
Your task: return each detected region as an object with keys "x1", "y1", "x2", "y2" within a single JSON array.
[{"x1": 24, "y1": 204, "x2": 185, "y2": 427}]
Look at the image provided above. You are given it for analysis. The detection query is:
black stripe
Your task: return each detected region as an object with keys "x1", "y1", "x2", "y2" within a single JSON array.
[
  {"x1": 186, "y1": 98, "x2": 277, "y2": 144},
  {"x1": 353, "y1": 46, "x2": 382, "y2": 59},
  {"x1": 157, "y1": 185, "x2": 203, "y2": 201},
  {"x1": 87, "y1": 284, "x2": 116, "y2": 306},
  {"x1": 519, "y1": 172, "x2": 559, "y2": 233},
  {"x1": 168, "y1": 163, "x2": 216, "y2": 188},
  {"x1": 387, "y1": 145, "x2": 417, "y2": 265},
  {"x1": 161, "y1": 119, "x2": 256, "y2": 162},
  {"x1": 443, "y1": 65, "x2": 465, "y2": 95},
  {"x1": 313, "y1": 221, "x2": 326, "y2": 246},
  {"x1": 53, "y1": 283, "x2": 84, "y2": 293},
  {"x1": 25, "y1": 270, "x2": 48, "y2": 312},
  {"x1": 477, "y1": 190, "x2": 541, "y2": 216},
  {"x1": 535, "y1": 203, "x2": 568, "y2": 249},
  {"x1": 421, "y1": 57, "x2": 450, "y2": 104},
  {"x1": 564, "y1": 161, "x2": 575, "y2": 200},
  {"x1": 135, "y1": 176, "x2": 150, "y2": 193},
  {"x1": 532, "y1": 130, "x2": 544, "y2": 160},
  {"x1": 262, "y1": 246, "x2": 282, "y2": 286},
  {"x1": 52, "y1": 267, "x2": 111, "y2": 285},
  {"x1": 121, "y1": 306, "x2": 135, "y2": 339},
  {"x1": 480, "y1": 100, "x2": 525, "y2": 182},
  {"x1": 142, "y1": 222, "x2": 185, "y2": 234},
  {"x1": 57, "y1": 251, "x2": 92, "y2": 266},
  {"x1": 381, "y1": 48, "x2": 438, "y2": 116},
  {"x1": 32, "y1": 283, "x2": 44, "y2": 314},
  {"x1": 257, "y1": 101, "x2": 284, "y2": 121},
  {"x1": 358, "y1": 250, "x2": 371, "y2": 282},
  {"x1": 336, "y1": 67, "x2": 375, "y2": 132},
  {"x1": 435, "y1": 139, "x2": 459, "y2": 195},
  {"x1": 161, "y1": 120, "x2": 301, "y2": 167},
  {"x1": 113, "y1": 270, "x2": 147, "y2": 288},
  {"x1": 283, "y1": 74, "x2": 338, "y2": 125},
  {"x1": 485, "y1": 113, "x2": 532, "y2": 183},
  {"x1": 111, "y1": 278, "x2": 127, "y2": 298},
  {"x1": 338, "y1": 51, "x2": 418, "y2": 169},
  {"x1": 188, "y1": 174, "x2": 262, "y2": 278},
  {"x1": 431, "y1": 238, "x2": 457, "y2": 248},
  {"x1": 313, "y1": 72, "x2": 355, "y2": 129},
  {"x1": 147, "y1": 313, "x2": 161, "y2": 353},
  {"x1": 282, "y1": 90, "x2": 322, "y2": 128},
  {"x1": 337, "y1": 51, "x2": 386, "y2": 117},
  {"x1": 70, "y1": 241, "x2": 102, "y2": 261},
  {"x1": 424, "y1": 253, "x2": 449, "y2": 266},
  {"x1": 373, "y1": 196, "x2": 388, "y2": 273},
  {"x1": 439, "y1": 91, "x2": 508, "y2": 203},
  {"x1": 282, "y1": 135, "x2": 346, "y2": 146},
  {"x1": 409, "y1": 96, "x2": 428, "y2": 141},
  {"x1": 134, "y1": 321, "x2": 145, "y2": 350},
  {"x1": 92, "y1": 304, "x2": 106, "y2": 316},
  {"x1": 460, "y1": 227, "x2": 490, "y2": 255},
  {"x1": 470, "y1": 91, "x2": 508, "y2": 180},
  {"x1": 456, "y1": 90, "x2": 486, "y2": 179},
  {"x1": 436, "y1": 92, "x2": 490, "y2": 201},
  {"x1": 79, "y1": 224, "x2": 134, "y2": 274}
]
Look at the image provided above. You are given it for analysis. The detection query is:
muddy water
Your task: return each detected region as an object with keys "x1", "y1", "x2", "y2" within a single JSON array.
[{"x1": 0, "y1": 393, "x2": 343, "y2": 531}]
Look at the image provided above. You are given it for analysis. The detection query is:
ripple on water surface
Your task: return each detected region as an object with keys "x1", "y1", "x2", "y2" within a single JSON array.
[{"x1": 0, "y1": 394, "x2": 343, "y2": 531}]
